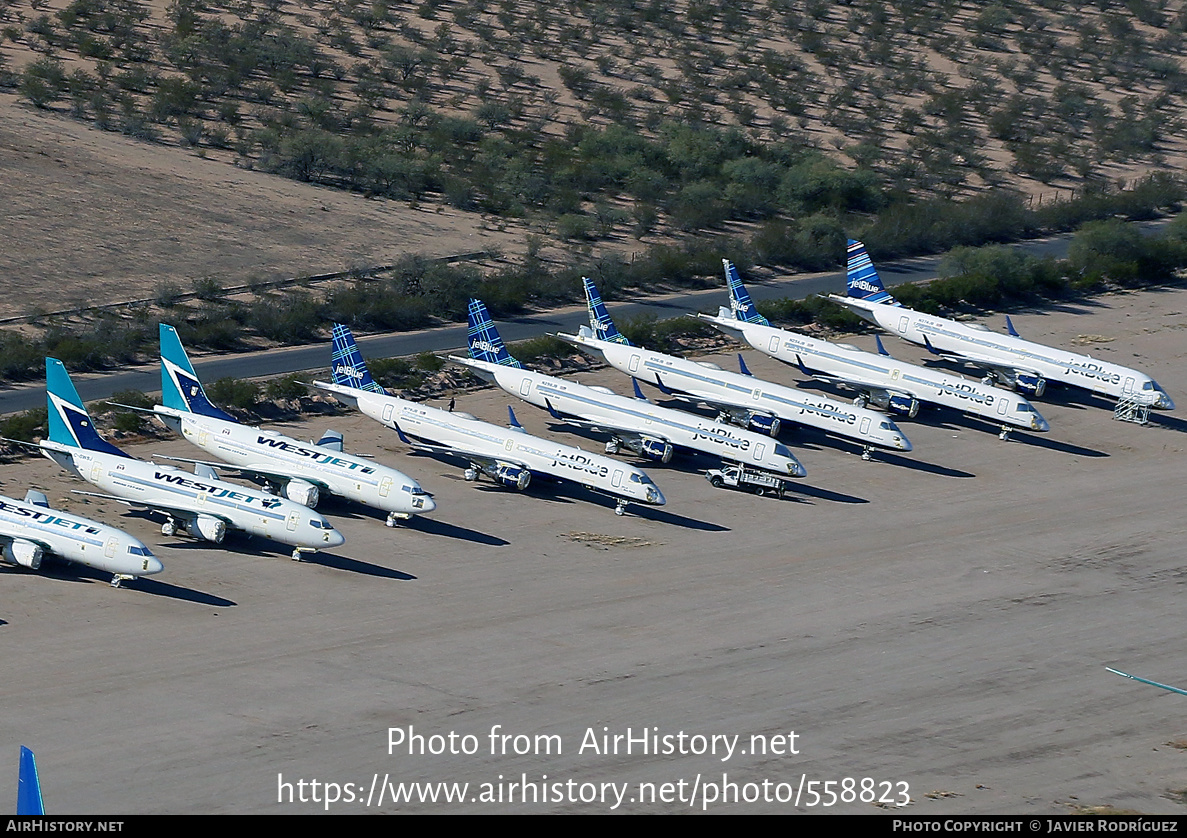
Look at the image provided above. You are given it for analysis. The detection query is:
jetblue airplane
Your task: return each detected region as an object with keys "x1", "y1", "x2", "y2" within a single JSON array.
[
  {"x1": 451, "y1": 300, "x2": 808, "y2": 479},
  {"x1": 17, "y1": 747, "x2": 43, "y2": 815},
  {"x1": 315, "y1": 325, "x2": 665, "y2": 515},
  {"x1": 560, "y1": 278, "x2": 913, "y2": 458},
  {"x1": 151, "y1": 324, "x2": 435, "y2": 527},
  {"x1": 828, "y1": 240, "x2": 1175, "y2": 410},
  {"x1": 0, "y1": 489, "x2": 162, "y2": 587},
  {"x1": 699, "y1": 261, "x2": 1050, "y2": 440},
  {"x1": 34, "y1": 359, "x2": 344, "y2": 561}
]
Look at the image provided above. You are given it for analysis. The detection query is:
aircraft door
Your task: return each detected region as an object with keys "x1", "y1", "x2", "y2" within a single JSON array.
[
  {"x1": 752, "y1": 443, "x2": 765, "y2": 462},
  {"x1": 769, "y1": 336, "x2": 779, "y2": 353},
  {"x1": 286, "y1": 510, "x2": 300, "y2": 531},
  {"x1": 997, "y1": 397, "x2": 1008, "y2": 416},
  {"x1": 1124, "y1": 377, "x2": 1135, "y2": 395},
  {"x1": 90, "y1": 462, "x2": 103, "y2": 482},
  {"x1": 105, "y1": 538, "x2": 117, "y2": 558},
  {"x1": 519, "y1": 377, "x2": 532, "y2": 397},
  {"x1": 629, "y1": 355, "x2": 640, "y2": 373},
  {"x1": 199, "y1": 429, "x2": 208, "y2": 446},
  {"x1": 379, "y1": 476, "x2": 392, "y2": 497},
  {"x1": 860, "y1": 417, "x2": 871, "y2": 435},
  {"x1": 898, "y1": 316, "x2": 909, "y2": 334},
  {"x1": 612, "y1": 470, "x2": 622, "y2": 488},
  {"x1": 382, "y1": 404, "x2": 393, "y2": 422}
]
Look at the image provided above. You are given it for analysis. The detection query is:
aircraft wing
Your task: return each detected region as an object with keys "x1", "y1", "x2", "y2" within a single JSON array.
[
  {"x1": 393, "y1": 424, "x2": 532, "y2": 473},
  {"x1": 540, "y1": 398, "x2": 676, "y2": 447},
  {"x1": 152, "y1": 454, "x2": 333, "y2": 493},
  {"x1": 69, "y1": 490, "x2": 233, "y2": 525},
  {"x1": 921, "y1": 338, "x2": 1042, "y2": 379},
  {"x1": 793, "y1": 355, "x2": 914, "y2": 400}
]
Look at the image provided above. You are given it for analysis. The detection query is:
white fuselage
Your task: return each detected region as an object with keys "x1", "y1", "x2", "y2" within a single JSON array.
[
  {"x1": 832, "y1": 296, "x2": 1174, "y2": 408},
  {"x1": 39, "y1": 443, "x2": 344, "y2": 551},
  {"x1": 451, "y1": 357, "x2": 809, "y2": 477},
  {"x1": 155, "y1": 408, "x2": 435, "y2": 517},
  {"x1": 323, "y1": 384, "x2": 665, "y2": 506},
  {"x1": 701, "y1": 314, "x2": 1049, "y2": 432},
  {"x1": 562, "y1": 333, "x2": 913, "y2": 452},
  {"x1": 0, "y1": 494, "x2": 162, "y2": 578}
]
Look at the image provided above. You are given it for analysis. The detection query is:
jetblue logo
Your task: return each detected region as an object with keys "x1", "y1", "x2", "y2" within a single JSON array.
[
  {"x1": 850, "y1": 279, "x2": 881, "y2": 294},
  {"x1": 937, "y1": 381, "x2": 992, "y2": 405},
  {"x1": 471, "y1": 340, "x2": 500, "y2": 354},
  {"x1": 334, "y1": 364, "x2": 364, "y2": 380},
  {"x1": 552, "y1": 451, "x2": 609, "y2": 478},
  {"x1": 1068, "y1": 363, "x2": 1120, "y2": 385},
  {"x1": 693, "y1": 426, "x2": 751, "y2": 451}
]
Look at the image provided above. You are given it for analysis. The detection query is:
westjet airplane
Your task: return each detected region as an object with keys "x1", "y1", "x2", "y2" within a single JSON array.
[
  {"x1": 699, "y1": 261, "x2": 1049, "y2": 440},
  {"x1": 315, "y1": 325, "x2": 665, "y2": 515},
  {"x1": 33, "y1": 359, "x2": 343, "y2": 561},
  {"x1": 149, "y1": 324, "x2": 434, "y2": 527},
  {"x1": 828, "y1": 240, "x2": 1174, "y2": 410},
  {"x1": 0, "y1": 489, "x2": 162, "y2": 587},
  {"x1": 561, "y1": 278, "x2": 913, "y2": 457},
  {"x1": 450, "y1": 300, "x2": 809, "y2": 478}
]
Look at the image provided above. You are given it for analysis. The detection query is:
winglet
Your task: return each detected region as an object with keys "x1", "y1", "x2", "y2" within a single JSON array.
[
  {"x1": 45, "y1": 359, "x2": 129, "y2": 458},
  {"x1": 846, "y1": 240, "x2": 900, "y2": 306},
  {"x1": 330, "y1": 324, "x2": 386, "y2": 393},
  {"x1": 651, "y1": 374, "x2": 673, "y2": 396},
  {"x1": 392, "y1": 421, "x2": 414, "y2": 446},
  {"x1": 583, "y1": 278, "x2": 630, "y2": 345},
  {"x1": 874, "y1": 334, "x2": 891, "y2": 357},
  {"x1": 922, "y1": 334, "x2": 941, "y2": 355},
  {"x1": 723, "y1": 260, "x2": 771, "y2": 326},
  {"x1": 795, "y1": 354, "x2": 828, "y2": 378},
  {"x1": 631, "y1": 379, "x2": 650, "y2": 402},
  {"x1": 544, "y1": 398, "x2": 564, "y2": 420},
  {"x1": 507, "y1": 405, "x2": 525, "y2": 432},
  {"x1": 159, "y1": 324, "x2": 238, "y2": 421},
  {"x1": 1005, "y1": 315, "x2": 1020, "y2": 338},
  {"x1": 737, "y1": 354, "x2": 754, "y2": 377},
  {"x1": 18, "y1": 746, "x2": 44, "y2": 816},
  {"x1": 466, "y1": 299, "x2": 522, "y2": 368}
]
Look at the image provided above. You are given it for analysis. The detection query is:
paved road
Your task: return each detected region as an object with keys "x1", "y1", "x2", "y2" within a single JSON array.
[{"x1": 0, "y1": 221, "x2": 1169, "y2": 416}]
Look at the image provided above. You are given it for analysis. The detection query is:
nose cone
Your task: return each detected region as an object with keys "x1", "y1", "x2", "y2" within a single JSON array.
[
  {"x1": 1032, "y1": 413, "x2": 1050, "y2": 432},
  {"x1": 144, "y1": 555, "x2": 164, "y2": 575},
  {"x1": 787, "y1": 459, "x2": 807, "y2": 478},
  {"x1": 646, "y1": 486, "x2": 666, "y2": 506},
  {"x1": 1158, "y1": 392, "x2": 1175, "y2": 410},
  {"x1": 324, "y1": 527, "x2": 346, "y2": 549},
  {"x1": 414, "y1": 492, "x2": 437, "y2": 513},
  {"x1": 896, "y1": 435, "x2": 913, "y2": 452}
]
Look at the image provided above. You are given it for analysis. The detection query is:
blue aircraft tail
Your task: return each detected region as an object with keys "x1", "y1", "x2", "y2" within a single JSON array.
[
  {"x1": 582, "y1": 278, "x2": 630, "y2": 344},
  {"x1": 18, "y1": 746, "x2": 44, "y2": 816},
  {"x1": 159, "y1": 324, "x2": 237, "y2": 421},
  {"x1": 846, "y1": 240, "x2": 900, "y2": 306},
  {"x1": 466, "y1": 300, "x2": 522, "y2": 368},
  {"x1": 45, "y1": 359, "x2": 128, "y2": 458},
  {"x1": 723, "y1": 260, "x2": 770, "y2": 326},
  {"x1": 330, "y1": 324, "x2": 386, "y2": 393}
]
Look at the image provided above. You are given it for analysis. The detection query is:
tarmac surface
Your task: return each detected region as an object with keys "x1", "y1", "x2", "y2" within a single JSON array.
[{"x1": 4, "y1": 287, "x2": 1187, "y2": 814}]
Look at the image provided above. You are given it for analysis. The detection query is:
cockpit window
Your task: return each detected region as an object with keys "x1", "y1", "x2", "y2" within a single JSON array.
[
  {"x1": 774, "y1": 443, "x2": 793, "y2": 458},
  {"x1": 629, "y1": 473, "x2": 653, "y2": 484},
  {"x1": 1015, "y1": 404, "x2": 1032, "y2": 412},
  {"x1": 879, "y1": 422, "x2": 893, "y2": 430},
  {"x1": 309, "y1": 519, "x2": 327, "y2": 529},
  {"x1": 127, "y1": 545, "x2": 154, "y2": 556}
]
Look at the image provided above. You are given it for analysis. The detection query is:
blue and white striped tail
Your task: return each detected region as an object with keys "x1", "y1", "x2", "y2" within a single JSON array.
[
  {"x1": 330, "y1": 324, "x2": 385, "y2": 393},
  {"x1": 723, "y1": 260, "x2": 770, "y2": 326},
  {"x1": 466, "y1": 299, "x2": 521, "y2": 368},
  {"x1": 846, "y1": 240, "x2": 900, "y2": 306},
  {"x1": 583, "y1": 278, "x2": 629, "y2": 344}
]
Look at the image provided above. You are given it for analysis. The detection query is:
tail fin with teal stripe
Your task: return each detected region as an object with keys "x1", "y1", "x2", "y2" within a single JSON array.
[
  {"x1": 45, "y1": 359, "x2": 128, "y2": 457},
  {"x1": 723, "y1": 260, "x2": 770, "y2": 326},
  {"x1": 330, "y1": 324, "x2": 386, "y2": 393},
  {"x1": 582, "y1": 278, "x2": 630, "y2": 344},
  {"x1": 466, "y1": 299, "x2": 522, "y2": 368},
  {"x1": 159, "y1": 324, "x2": 237, "y2": 421}
]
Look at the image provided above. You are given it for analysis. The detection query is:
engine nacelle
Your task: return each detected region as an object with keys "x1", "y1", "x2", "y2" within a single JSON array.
[
  {"x1": 639, "y1": 438, "x2": 674, "y2": 463},
  {"x1": 887, "y1": 394, "x2": 921, "y2": 418},
  {"x1": 746, "y1": 413, "x2": 781, "y2": 437},
  {"x1": 192, "y1": 514, "x2": 227, "y2": 544},
  {"x1": 1015, "y1": 374, "x2": 1046, "y2": 398},
  {"x1": 284, "y1": 479, "x2": 320, "y2": 508},
  {"x1": 495, "y1": 464, "x2": 531, "y2": 491},
  {"x1": 3, "y1": 539, "x2": 43, "y2": 570}
]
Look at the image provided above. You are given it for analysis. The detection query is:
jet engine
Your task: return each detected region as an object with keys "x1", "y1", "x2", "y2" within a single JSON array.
[
  {"x1": 284, "y1": 479, "x2": 320, "y2": 508},
  {"x1": 3, "y1": 539, "x2": 43, "y2": 570},
  {"x1": 1014, "y1": 374, "x2": 1046, "y2": 398},
  {"x1": 886, "y1": 394, "x2": 921, "y2": 418},
  {"x1": 494, "y1": 464, "x2": 531, "y2": 490},
  {"x1": 746, "y1": 413, "x2": 781, "y2": 437},
  {"x1": 639, "y1": 438, "x2": 674, "y2": 463},
  {"x1": 191, "y1": 515, "x2": 227, "y2": 543}
]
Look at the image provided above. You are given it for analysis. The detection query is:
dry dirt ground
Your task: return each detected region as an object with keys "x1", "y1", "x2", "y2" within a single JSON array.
[
  {"x1": 0, "y1": 93, "x2": 527, "y2": 314},
  {"x1": 3, "y1": 286, "x2": 1187, "y2": 814}
]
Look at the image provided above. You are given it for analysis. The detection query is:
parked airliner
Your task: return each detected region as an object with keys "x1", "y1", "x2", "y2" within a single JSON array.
[
  {"x1": 315, "y1": 324, "x2": 665, "y2": 515},
  {"x1": 828, "y1": 240, "x2": 1174, "y2": 410},
  {"x1": 561, "y1": 278, "x2": 913, "y2": 457},
  {"x1": 34, "y1": 359, "x2": 343, "y2": 561},
  {"x1": 451, "y1": 300, "x2": 808, "y2": 478},
  {"x1": 150, "y1": 324, "x2": 434, "y2": 527},
  {"x1": 698, "y1": 261, "x2": 1049, "y2": 439},
  {"x1": 0, "y1": 489, "x2": 161, "y2": 587}
]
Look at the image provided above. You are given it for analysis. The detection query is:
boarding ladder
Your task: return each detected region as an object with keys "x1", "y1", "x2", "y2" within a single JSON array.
[{"x1": 1113, "y1": 395, "x2": 1150, "y2": 425}]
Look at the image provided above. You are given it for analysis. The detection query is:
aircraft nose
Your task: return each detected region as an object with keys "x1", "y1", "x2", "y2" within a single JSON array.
[
  {"x1": 787, "y1": 460, "x2": 807, "y2": 478},
  {"x1": 323, "y1": 527, "x2": 346, "y2": 549},
  {"x1": 647, "y1": 486, "x2": 666, "y2": 506},
  {"x1": 415, "y1": 493, "x2": 437, "y2": 513},
  {"x1": 1032, "y1": 414, "x2": 1050, "y2": 432},
  {"x1": 897, "y1": 436, "x2": 913, "y2": 452},
  {"x1": 1159, "y1": 393, "x2": 1175, "y2": 410},
  {"x1": 145, "y1": 556, "x2": 164, "y2": 575}
]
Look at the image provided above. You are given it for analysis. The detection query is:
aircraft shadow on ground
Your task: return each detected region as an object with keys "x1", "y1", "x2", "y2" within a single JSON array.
[
  {"x1": 404, "y1": 515, "x2": 510, "y2": 546},
  {"x1": 919, "y1": 409, "x2": 1109, "y2": 458},
  {"x1": 787, "y1": 482, "x2": 869, "y2": 504},
  {"x1": 4, "y1": 563, "x2": 237, "y2": 605},
  {"x1": 301, "y1": 551, "x2": 417, "y2": 580},
  {"x1": 1008, "y1": 433, "x2": 1109, "y2": 457},
  {"x1": 875, "y1": 451, "x2": 975, "y2": 478},
  {"x1": 1148, "y1": 414, "x2": 1187, "y2": 435}
]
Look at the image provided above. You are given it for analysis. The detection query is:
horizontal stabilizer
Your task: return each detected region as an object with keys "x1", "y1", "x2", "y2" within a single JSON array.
[{"x1": 316, "y1": 430, "x2": 344, "y2": 452}]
